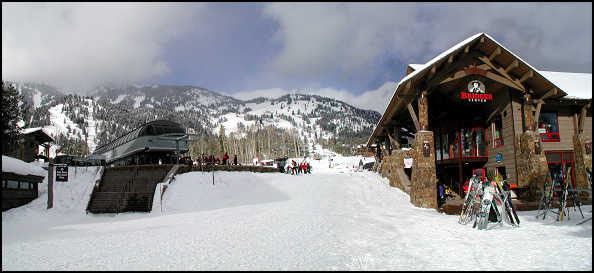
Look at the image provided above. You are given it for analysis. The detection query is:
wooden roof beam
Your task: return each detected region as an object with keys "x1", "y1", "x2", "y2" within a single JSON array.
[
  {"x1": 489, "y1": 47, "x2": 501, "y2": 61},
  {"x1": 477, "y1": 55, "x2": 525, "y2": 92},
  {"x1": 407, "y1": 103, "x2": 420, "y2": 132},
  {"x1": 504, "y1": 60, "x2": 519, "y2": 73},
  {"x1": 540, "y1": 87, "x2": 557, "y2": 100},
  {"x1": 519, "y1": 70, "x2": 533, "y2": 83}
]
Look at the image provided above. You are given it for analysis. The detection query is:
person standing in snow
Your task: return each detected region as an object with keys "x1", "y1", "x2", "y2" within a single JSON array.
[
  {"x1": 233, "y1": 154, "x2": 238, "y2": 165},
  {"x1": 437, "y1": 184, "x2": 444, "y2": 207},
  {"x1": 222, "y1": 152, "x2": 229, "y2": 165}
]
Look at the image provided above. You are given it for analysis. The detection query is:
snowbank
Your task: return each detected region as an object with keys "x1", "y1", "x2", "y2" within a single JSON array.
[{"x1": 2, "y1": 155, "x2": 47, "y2": 177}]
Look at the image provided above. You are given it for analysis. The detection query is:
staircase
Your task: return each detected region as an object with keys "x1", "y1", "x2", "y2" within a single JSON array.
[{"x1": 87, "y1": 164, "x2": 173, "y2": 213}]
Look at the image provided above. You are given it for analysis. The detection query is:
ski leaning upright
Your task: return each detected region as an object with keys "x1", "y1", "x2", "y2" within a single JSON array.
[{"x1": 475, "y1": 179, "x2": 494, "y2": 230}]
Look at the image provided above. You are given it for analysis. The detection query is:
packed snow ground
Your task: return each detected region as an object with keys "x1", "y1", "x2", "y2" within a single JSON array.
[{"x1": 2, "y1": 155, "x2": 592, "y2": 270}]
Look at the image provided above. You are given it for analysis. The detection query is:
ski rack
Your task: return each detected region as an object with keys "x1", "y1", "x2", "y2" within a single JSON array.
[
  {"x1": 576, "y1": 168, "x2": 592, "y2": 225},
  {"x1": 536, "y1": 174, "x2": 589, "y2": 222}
]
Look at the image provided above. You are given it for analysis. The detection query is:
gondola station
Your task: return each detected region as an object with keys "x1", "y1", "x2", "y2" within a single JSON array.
[{"x1": 367, "y1": 33, "x2": 592, "y2": 215}]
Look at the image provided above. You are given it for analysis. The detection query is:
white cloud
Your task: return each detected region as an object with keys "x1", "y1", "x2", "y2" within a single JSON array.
[
  {"x1": 229, "y1": 81, "x2": 397, "y2": 113},
  {"x1": 2, "y1": 3, "x2": 203, "y2": 92},
  {"x1": 263, "y1": 2, "x2": 592, "y2": 80}
]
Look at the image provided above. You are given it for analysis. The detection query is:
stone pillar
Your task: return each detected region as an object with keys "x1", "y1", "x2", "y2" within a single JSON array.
[
  {"x1": 573, "y1": 134, "x2": 592, "y2": 193},
  {"x1": 515, "y1": 130, "x2": 552, "y2": 201},
  {"x1": 410, "y1": 131, "x2": 438, "y2": 209}
]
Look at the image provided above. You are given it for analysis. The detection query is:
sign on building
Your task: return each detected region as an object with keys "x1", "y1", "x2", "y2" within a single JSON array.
[
  {"x1": 56, "y1": 165, "x2": 68, "y2": 182},
  {"x1": 404, "y1": 157, "x2": 413, "y2": 168},
  {"x1": 460, "y1": 80, "x2": 492, "y2": 102}
]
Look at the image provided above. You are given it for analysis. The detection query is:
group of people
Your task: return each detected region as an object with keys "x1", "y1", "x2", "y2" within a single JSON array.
[
  {"x1": 437, "y1": 183, "x2": 455, "y2": 207},
  {"x1": 196, "y1": 152, "x2": 238, "y2": 166},
  {"x1": 286, "y1": 159, "x2": 311, "y2": 175}
]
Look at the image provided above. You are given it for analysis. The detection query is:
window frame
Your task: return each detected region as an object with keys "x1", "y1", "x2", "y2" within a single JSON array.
[
  {"x1": 492, "y1": 115, "x2": 504, "y2": 148},
  {"x1": 538, "y1": 111, "x2": 561, "y2": 143}
]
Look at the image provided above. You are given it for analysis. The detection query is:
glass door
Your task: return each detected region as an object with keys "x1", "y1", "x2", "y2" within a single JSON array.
[{"x1": 545, "y1": 151, "x2": 575, "y2": 189}]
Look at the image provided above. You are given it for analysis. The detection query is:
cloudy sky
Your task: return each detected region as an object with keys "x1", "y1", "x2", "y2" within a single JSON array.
[{"x1": 2, "y1": 2, "x2": 592, "y2": 112}]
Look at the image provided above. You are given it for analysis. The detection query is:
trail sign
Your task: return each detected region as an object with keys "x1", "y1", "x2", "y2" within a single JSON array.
[{"x1": 56, "y1": 165, "x2": 68, "y2": 182}]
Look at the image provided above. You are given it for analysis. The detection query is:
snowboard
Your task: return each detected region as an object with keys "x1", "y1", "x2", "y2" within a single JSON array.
[
  {"x1": 459, "y1": 176, "x2": 478, "y2": 224},
  {"x1": 476, "y1": 181, "x2": 494, "y2": 230}
]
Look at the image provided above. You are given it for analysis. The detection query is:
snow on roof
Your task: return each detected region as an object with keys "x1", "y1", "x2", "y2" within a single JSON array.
[
  {"x1": 21, "y1": 127, "x2": 43, "y2": 135},
  {"x1": 538, "y1": 71, "x2": 592, "y2": 99},
  {"x1": 2, "y1": 155, "x2": 47, "y2": 177},
  {"x1": 408, "y1": 64, "x2": 425, "y2": 71},
  {"x1": 380, "y1": 33, "x2": 485, "y2": 116}
]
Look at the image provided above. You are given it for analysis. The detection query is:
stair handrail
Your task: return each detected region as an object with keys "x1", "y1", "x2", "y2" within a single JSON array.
[
  {"x1": 85, "y1": 166, "x2": 105, "y2": 214},
  {"x1": 156, "y1": 164, "x2": 181, "y2": 212}
]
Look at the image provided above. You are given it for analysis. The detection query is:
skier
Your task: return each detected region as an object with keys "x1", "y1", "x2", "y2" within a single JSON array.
[
  {"x1": 222, "y1": 152, "x2": 229, "y2": 165},
  {"x1": 233, "y1": 154, "x2": 238, "y2": 165}
]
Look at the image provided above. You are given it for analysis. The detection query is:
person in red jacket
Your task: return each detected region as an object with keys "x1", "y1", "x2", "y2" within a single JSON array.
[{"x1": 222, "y1": 152, "x2": 229, "y2": 165}]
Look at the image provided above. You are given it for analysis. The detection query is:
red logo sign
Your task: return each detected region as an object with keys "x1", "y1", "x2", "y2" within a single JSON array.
[
  {"x1": 462, "y1": 80, "x2": 491, "y2": 102},
  {"x1": 460, "y1": 92, "x2": 493, "y2": 101}
]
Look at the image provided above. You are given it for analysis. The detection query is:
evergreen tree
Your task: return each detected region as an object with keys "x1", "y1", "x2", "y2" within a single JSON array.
[{"x1": 1, "y1": 81, "x2": 23, "y2": 155}]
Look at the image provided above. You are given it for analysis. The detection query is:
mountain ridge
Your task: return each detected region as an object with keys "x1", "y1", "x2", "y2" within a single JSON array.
[{"x1": 9, "y1": 81, "x2": 381, "y2": 157}]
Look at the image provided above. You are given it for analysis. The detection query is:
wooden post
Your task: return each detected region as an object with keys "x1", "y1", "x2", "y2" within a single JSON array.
[
  {"x1": 47, "y1": 158, "x2": 54, "y2": 209},
  {"x1": 418, "y1": 90, "x2": 429, "y2": 131},
  {"x1": 523, "y1": 94, "x2": 535, "y2": 131}
]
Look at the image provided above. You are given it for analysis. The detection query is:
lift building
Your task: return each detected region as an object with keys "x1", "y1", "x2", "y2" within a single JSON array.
[{"x1": 367, "y1": 33, "x2": 592, "y2": 209}]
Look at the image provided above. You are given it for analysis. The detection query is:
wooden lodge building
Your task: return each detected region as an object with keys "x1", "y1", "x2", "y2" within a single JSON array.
[{"x1": 367, "y1": 33, "x2": 592, "y2": 209}]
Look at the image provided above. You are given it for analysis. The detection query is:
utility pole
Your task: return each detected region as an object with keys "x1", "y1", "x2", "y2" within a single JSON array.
[{"x1": 47, "y1": 158, "x2": 54, "y2": 209}]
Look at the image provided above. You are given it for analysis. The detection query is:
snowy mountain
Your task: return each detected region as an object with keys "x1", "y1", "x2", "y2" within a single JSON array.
[{"x1": 12, "y1": 82, "x2": 381, "y2": 157}]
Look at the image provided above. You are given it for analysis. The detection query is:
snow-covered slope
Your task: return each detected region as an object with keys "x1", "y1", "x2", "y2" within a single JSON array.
[
  {"x1": 15, "y1": 82, "x2": 380, "y2": 156},
  {"x1": 2, "y1": 153, "x2": 591, "y2": 270}
]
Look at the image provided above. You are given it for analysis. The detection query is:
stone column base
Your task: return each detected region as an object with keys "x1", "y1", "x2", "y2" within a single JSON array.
[{"x1": 410, "y1": 131, "x2": 438, "y2": 209}]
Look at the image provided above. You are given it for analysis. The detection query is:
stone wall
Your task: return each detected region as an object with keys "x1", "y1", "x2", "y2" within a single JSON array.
[
  {"x1": 514, "y1": 131, "x2": 552, "y2": 201},
  {"x1": 379, "y1": 149, "x2": 414, "y2": 194},
  {"x1": 410, "y1": 131, "x2": 438, "y2": 209},
  {"x1": 573, "y1": 134, "x2": 592, "y2": 195}
]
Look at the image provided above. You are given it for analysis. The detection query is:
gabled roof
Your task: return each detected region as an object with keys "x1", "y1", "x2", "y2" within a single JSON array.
[
  {"x1": 538, "y1": 71, "x2": 592, "y2": 99},
  {"x1": 368, "y1": 32, "x2": 592, "y2": 146},
  {"x1": 21, "y1": 127, "x2": 54, "y2": 143}
]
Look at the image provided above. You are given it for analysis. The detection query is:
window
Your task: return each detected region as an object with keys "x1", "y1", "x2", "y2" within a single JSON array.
[
  {"x1": 492, "y1": 116, "x2": 504, "y2": 148},
  {"x1": 441, "y1": 133, "x2": 449, "y2": 160},
  {"x1": 6, "y1": 180, "x2": 20, "y2": 189},
  {"x1": 546, "y1": 151, "x2": 574, "y2": 188},
  {"x1": 538, "y1": 112, "x2": 560, "y2": 142},
  {"x1": 435, "y1": 133, "x2": 442, "y2": 160}
]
